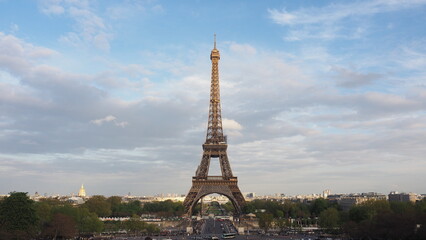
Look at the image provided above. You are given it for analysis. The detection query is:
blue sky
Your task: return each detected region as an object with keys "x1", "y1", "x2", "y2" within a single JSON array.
[{"x1": 0, "y1": 0, "x2": 425, "y2": 197}]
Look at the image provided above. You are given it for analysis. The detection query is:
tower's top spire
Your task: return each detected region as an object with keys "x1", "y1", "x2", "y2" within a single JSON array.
[{"x1": 210, "y1": 34, "x2": 220, "y2": 60}]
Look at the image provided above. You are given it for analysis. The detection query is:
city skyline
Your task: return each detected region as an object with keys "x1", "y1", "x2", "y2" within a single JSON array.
[{"x1": 1, "y1": 0, "x2": 426, "y2": 196}]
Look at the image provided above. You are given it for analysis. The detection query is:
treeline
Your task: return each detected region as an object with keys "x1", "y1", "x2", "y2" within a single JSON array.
[
  {"x1": 222, "y1": 197, "x2": 336, "y2": 219},
  {"x1": 90, "y1": 195, "x2": 185, "y2": 217},
  {"x1": 236, "y1": 198, "x2": 426, "y2": 240},
  {"x1": 343, "y1": 200, "x2": 426, "y2": 239},
  {"x1": 0, "y1": 192, "x2": 102, "y2": 239},
  {"x1": 0, "y1": 192, "x2": 183, "y2": 239}
]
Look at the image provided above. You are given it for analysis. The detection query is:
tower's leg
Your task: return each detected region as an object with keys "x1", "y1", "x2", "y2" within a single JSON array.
[{"x1": 195, "y1": 153, "x2": 211, "y2": 177}]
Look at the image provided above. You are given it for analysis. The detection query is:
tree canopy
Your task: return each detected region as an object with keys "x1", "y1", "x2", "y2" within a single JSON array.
[{"x1": 0, "y1": 192, "x2": 39, "y2": 239}]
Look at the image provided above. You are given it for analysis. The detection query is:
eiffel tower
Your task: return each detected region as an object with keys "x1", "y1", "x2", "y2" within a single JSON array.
[{"x1": 183, "y1": 36, "x2": 245, "y2": 216}]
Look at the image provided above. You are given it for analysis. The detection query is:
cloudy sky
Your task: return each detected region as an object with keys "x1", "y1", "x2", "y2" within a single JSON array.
[{"x1": 0, "y1": 0, "x2": 425, "y2": 197}]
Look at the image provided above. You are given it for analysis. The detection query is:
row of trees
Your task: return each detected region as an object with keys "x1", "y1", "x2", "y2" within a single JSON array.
[
  {"x1": 343, "y1": 200, "x2": 426, "y2": 239},
  {"x1": 237, "y1": 198, "x2": 426, "y2": 240},
  {"x1": 222, "y1": 197, "x2": 336, "y2": 220},
  {"x1": 85, "y1": 195, "x2": 185, "y2": 217},
  {"x1": 0, "y1": 192, "x2": 179, "y2": 239},
  {"x1": 103, "y1": 216, "x2": 160, "y2": 234},
  {"x1": 0, "y1": 192, "x2": 105, "y2": 239}
]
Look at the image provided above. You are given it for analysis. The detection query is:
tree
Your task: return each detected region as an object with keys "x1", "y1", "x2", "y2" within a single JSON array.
[
  {"x1": 51, "y1": 205, "x2": 103, "y2": 234},
  {"x1": 275, "y1": 218, "x2": 290, "y2": 233},
  {"x1": 84, "y1": 195, "x2": 112, "y2": 217},
  {"x1": 42, "y1": 213, "x2": 77, "y2": 239},
  {"x1": 310, "y1": 198, "x2": 329, "y2": 217},
  {"x1": 0, "y1": 192, "x2": 38, "y2": 239},
  {"x1": 142, "y1": 200, "x2": 183, "y2": 217},
  {"x1": 108, "y1": 196, "x2": 122, "y2": 216},
  {"x1": 35, "y1": 201, "x2": 53, "y2": 232},
  {"x1": 125, "y1": 215, "x2": 146, "y2": 235},
  {"x1": 258, "y1": 213, "x2": 273, "y2": 233},
  {"x1": 145, "y1": 223, "x2": 160, "y2": 234},
  {"x1": 76, "y1": 207, "x2": 104, "y2": 234},
  {"x1": 242, "y1": 203, "x2": 256, "y2": 214},
  {"x1": 349, "y1": 200, "x2": 390, "y2": 223},
  {"x1": 319, "y1": 208, "x2": 340, "y2": 233},
  {"x1": 221, "y1": 201, "x2": 234, "y2": 214},
  {"x1": 342, "y1": 199, "x2": 426, "y2": 239}
]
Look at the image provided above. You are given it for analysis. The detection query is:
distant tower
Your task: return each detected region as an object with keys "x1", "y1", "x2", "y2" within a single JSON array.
[
  {"x1": 322, "y1": 189, "x2": 331, "y2": 198},
  {"x1": 78, "y1": 184, "x2": 86, "y2": 197}
]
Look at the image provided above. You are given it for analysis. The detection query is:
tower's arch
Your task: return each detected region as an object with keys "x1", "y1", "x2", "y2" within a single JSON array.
[{"x1": 187, "y1": 188, "x2": 242, "y2": 216}]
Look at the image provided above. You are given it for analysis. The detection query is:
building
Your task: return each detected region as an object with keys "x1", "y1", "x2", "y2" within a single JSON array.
[
  {"x1": 67, "y1": 196, "x2": 85, "y2": 205},
  {"x1": 388, "y1": 191, "x2": 417, "y2": 203},
  {"x1": 322, "y1": 189, "x2": 331, "y2": 198},
  {"x1": 78, "y1": 184, "x2": 86, "y2": 197},
  {"x1": 338, "y1": 192, "x2": 387, "y2": 211},
  {"x1": 244, "y1": 192, "x2": 256, "y2": 199}
]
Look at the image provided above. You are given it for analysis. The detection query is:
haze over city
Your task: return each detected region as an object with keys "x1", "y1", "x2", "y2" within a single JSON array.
[{"x1": 0, "y1": 0, "x2": 425, "y2": 196}]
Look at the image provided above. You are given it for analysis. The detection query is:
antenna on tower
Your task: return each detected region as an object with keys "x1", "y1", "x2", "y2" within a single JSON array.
[{"x1": 214, "y1": 33, "x2": 216, "y2": 49}]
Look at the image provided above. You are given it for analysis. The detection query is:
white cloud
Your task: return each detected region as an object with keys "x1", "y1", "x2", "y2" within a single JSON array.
[
  {"x1": 269, "y1": 0, "x2": 426, "y2": 26},
  {"x1": 91, "y1": 115, "x2": 128, "y2": 127},
  {"x1": 223, "y1": 118, "x2": 243, "y2": 138},
  {"x1": 106, "y1": 1, "x2": 146, "y2": 20},
  {"x1": 229, "y1": 42, "x2": 257, "y2": 55},
  {"x1": 0, "y1": 32, "x2": 57, "y2": 74},
  {"x1": 223, "y1": 118, "x2": 243, "y2": 130},
  {"x1": 331, "y1": 66, "x2": 382, "y2": 88},
  {"x1": 39, "y1": 0, "x2": 112, "y2": 51},
  {"x1": 398, "y1": 45, "x2": 426, "y2": 71},
  {"x1": 39, "y1": 0, "x2": 65, "y2": 15},
  {"x1": 91, "y1": 115, "x2": 116, "y2": 125},
  {"x1": 43, "y1": 4, "x2": 65, "y2": 15},
  {"x1": 269, "y1": 0, "x2": 426, "y2": 41}
]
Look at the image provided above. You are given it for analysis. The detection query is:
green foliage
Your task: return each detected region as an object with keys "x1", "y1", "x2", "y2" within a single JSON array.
[
  {"x1": 349, "y1": 200, "x2": 390, "y2": 223},
  {"x1": 310, "y1": 198, "x2": 329, "y2": 216},
  {"x1": 243, "y1": 199, "x2": 310, "y2": 219},
  {"x1": 125, "y1": 215, "x2": 147, "y2": 234},
  {"x1": 122, "y1": 215, "x2": 159, "y2": 235},
  {"x1": 104, "y1": 221, "x2": 123, "y2": 232},
  {"x1": 76, "y1": 207, "x2": 104, "y2": 233},
  {"x1": 38, "y1": 198, "x2": 63, "y2": 206},
  {"x1": 108, "y1": 196, "x2": 122, "y2": 215},
  {"x1": 344, "y1": 200, "x2": 426, "y2": 239},
  {"x1": 221, "y1": 201, "x2": 234, "y2": 213},
  {"x1": 41, "y1": 213, "x2": 77, "y2": 239},
  {"x1": 145, "y1": 223, "x2": 160, "y2": 234},
  {"x1": 113, "y1": 200, "x2": 143, "y2": 217},
  {"x1": 49, "y1": 204, "x2": 103, "y2": 234},
  {"x1": 83, "y1": 195, "x2": 112, "y2": 217},
  {"x1": 35, "y1": 201, "x2": 53, "y2": 228},
  {"x1": 0, "y1": 192, "x2": 38, "y2": 239},
  {"x1": 242, "y1": 203, "x2": 256, "y2": 214},
  {"x1": 53, "y1": 204, "x2": 79, "y2": 220},
  {"x1": 416, "y1": 198, "x2": 426, "y2": 214},
  {"x1": 274, "y1": 217, "x2": 290, "y2": 232},
  {"x1": 142, "y1": 200, "x2": 184, "y2": 217},
  {"x1": 319, "y1": 208, "x2": 340, "y2": 233},
  {"x1": 257, "y1": 213, "x2": 273, "y2": 233},
  {"x1": 242, "y1": 198, "x2": 426, "y2": 239}
]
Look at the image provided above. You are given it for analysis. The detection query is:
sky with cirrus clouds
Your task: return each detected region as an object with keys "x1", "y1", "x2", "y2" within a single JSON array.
[{"x1": 0, "y1": 0, "x2": 425, "y2": 197}]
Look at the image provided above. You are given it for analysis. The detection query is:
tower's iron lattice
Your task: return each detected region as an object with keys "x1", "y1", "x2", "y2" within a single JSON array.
[{"x1": 183, "y1": 36, "x2": 245, "y2": 216}]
